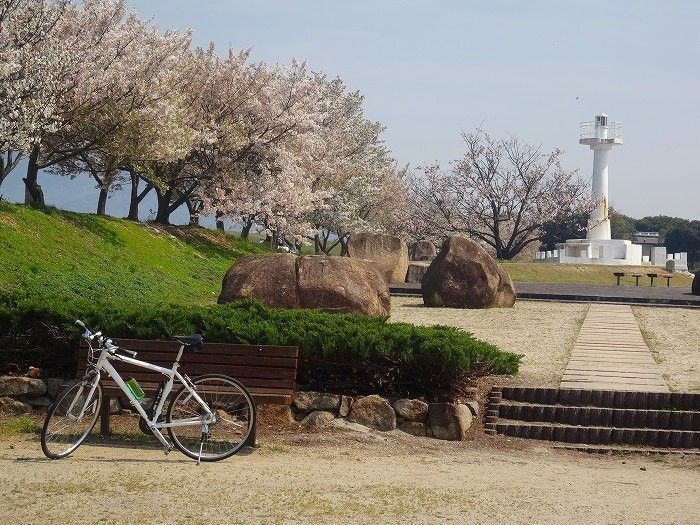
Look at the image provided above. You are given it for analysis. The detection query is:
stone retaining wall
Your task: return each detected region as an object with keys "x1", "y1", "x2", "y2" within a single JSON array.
[{"x1": 293, "y1": 390, "x2": 480, "y2": 441}]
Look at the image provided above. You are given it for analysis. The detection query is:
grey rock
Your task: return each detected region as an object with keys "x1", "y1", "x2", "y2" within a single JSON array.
[
  {"x1": 465, "y1": 400, "x2": 480, "y2": 417},
  {"x1": 398, "y1": 420, "x2": 427, "y2": 437},
  {"x1": 20, "y1": 396, "x2": 52, "y2": 408},
  {"x1": 0, "y1": 376, "x2": 47, "y2": 397},
  {"x1": 330, "y1": 418, "x2": 371, "y2": 433},
  {"x1": 411, "y1": 240, "x2": 437, "y2": 261},
  {"x1": 348, "y1": 395, "x2": 396, "y2": 431},
  {"x1": 293, "y1": 391, "x2": 341, "y2": 412},
  {"x1": 45, "y1": 378, "x2": 66, "y2": 399},
  {"x1": 301, "y1": 410, "x2": 336, "y2": 429},
  {"x1": 0, "y1": 396, "x2": 32, "y2": 414},
  {"x1": 339, "y1": 395, "x2": 353, "y2": 417},
  {"x1": 393, "y1": 398, "x2": 428, "y2": 422},
  {"x1": 428, "y1": 403, "x2": 473, "y2": 441}
]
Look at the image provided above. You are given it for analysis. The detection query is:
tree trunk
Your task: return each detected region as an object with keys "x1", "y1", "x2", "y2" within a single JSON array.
[
  {"x1": 339, "y1": 235, "x2": 349, "y2": 256},
  {"x1": 154, "y1": 187, "x2": 173, "y2": 224},
  {"x1": 241, "y1": 219, "x2": 254, "y2": 240},
  {"x1": 186, "y1": 197, "x2": 200, "y2": 226},
  {"x1": 127, "y1": 172, "x2": 140, "y2": 220},
  {"x1": 96, "y1": 185, "x2": 108, "y2": 215},
  {"x1": 215, "y1": 210, "x2": 225, "y2": 232},
  {"x1": 23, "y1": 145, "x2": 44, "y2": 206},
  {"x1": 314, "y1": 234, "x2": 321, "y2": 254}
]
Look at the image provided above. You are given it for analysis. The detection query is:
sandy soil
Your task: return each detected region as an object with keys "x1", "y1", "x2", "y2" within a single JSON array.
[
  {"x1": 390, "y1": 297, "x2": 588, "y2": 386},
  {"x1": 634, "y1": 306, "x2": 700, "y2": 392},
  {"x1": 2, "y1": 430, "x2": 699, "y2": 525}
]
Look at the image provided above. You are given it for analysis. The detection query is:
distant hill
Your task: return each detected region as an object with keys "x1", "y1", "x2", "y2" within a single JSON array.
[{"x1": 0, "y1": 203, "x2": 270, "y2": 306}]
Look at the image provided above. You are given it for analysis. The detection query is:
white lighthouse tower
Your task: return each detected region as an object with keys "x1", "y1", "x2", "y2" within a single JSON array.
[{"x1": 579, "y1": 113, "x2": 623, "y2": 240}]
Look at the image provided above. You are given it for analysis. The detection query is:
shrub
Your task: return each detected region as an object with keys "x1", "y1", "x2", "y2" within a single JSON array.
[{"x1": 0, "y1": 296, "x2": 520, "y2": 400}]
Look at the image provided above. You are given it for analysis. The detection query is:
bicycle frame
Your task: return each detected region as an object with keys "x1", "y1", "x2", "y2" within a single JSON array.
[{"x1": 82, "y1": 343, "x2": 215, "y2": 451}]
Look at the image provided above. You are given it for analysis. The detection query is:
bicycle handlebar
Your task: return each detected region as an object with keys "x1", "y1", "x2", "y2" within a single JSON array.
[{"x1": 76, "y1": 320, "x2": 137, "y2": 357}]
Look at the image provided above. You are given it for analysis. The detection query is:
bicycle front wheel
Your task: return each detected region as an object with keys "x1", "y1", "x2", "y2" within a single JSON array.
[
  {"x1": 41, "y1": 379, "x2": 103, "y2": 459},
  {"x1": 167, "y1": 374, "x2": 256, "y2": 462}
]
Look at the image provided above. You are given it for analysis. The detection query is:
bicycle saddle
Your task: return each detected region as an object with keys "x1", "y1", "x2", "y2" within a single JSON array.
[{"x1": 172, "y1": 333, "x2": 203, "y2": 353}]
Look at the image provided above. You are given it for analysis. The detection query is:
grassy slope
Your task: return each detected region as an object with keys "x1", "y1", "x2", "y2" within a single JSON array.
[
  {"x1": 0, "y1": 203, "x2": 269, "y2": 305},
  {"x1": 501, "y1": 261, "x2": 693, "y2": 287}
]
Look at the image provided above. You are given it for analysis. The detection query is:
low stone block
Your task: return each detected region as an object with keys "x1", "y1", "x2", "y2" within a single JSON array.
[
  {"x1": 0, "y1": 376, "x2": 47, "y2": 397},
  {"x1": 301, "y1": 410, "x2": 336, "y2": 429},
  {"x1": 109, "y1": 397, "x2": 121, "y2": 415},
  {"x1": 399, "y1": 420, "x2": 427, "y2": 437},
  {"x1": 405, "y1": 261, "x2": 430, "y2": 284},
  {"x1": 348, "y1": 395, "x2": 396, "y2": 431},
  {"x1": 428, "y1": 403, "x2": 473, "y2": 441},
  {"x1": 293, "y1": 391, "x2": 341, "y2": 412},
  {"x1": 393, "y1": 398, "x2": 428, "y2": 422}
]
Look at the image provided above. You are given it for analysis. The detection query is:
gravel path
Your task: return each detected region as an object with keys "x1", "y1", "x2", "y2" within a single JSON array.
[
  {"x1": 390, "y1": 297, "x2": 588, "y2": 386},
  {"x1": 634, "y1": 306, "x2": 700, "y2": 392},
  {"x1": 2, "y1": 432, "x2": 699, "y2": 525}
]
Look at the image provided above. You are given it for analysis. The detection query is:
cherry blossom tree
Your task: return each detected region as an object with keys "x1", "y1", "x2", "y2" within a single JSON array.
[
  {"x1": 409, "y1": 129, "x2": 591, "y2": 259},
  {"x1": 0, "y1": 0, "x2": 68, "y2": 191}
]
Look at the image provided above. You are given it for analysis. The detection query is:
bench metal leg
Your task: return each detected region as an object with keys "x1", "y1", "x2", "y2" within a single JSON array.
[
  {"x1": 635, "y1": 276, "x2": 640, "y2": 286},
  {"x1": 616, "y1": 275, "x2": 621, "y2": 285},
  {"x1": 244, "y1": 420, "x2": 256, "y2": 448},
  {"x1": 649, "y1": 276, "x2": 655, "y2": 287},
  {"x1": 100, "y1": 396, "x2": 111, "y2": 436},
  {"x1": 666, "y1": 277, "x2": 671, "y2": 287}
]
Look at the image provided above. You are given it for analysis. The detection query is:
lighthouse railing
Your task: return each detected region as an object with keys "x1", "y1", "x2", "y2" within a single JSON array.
[{"x1": 579, "y1": 121, "x2": 623, "y2": 142}]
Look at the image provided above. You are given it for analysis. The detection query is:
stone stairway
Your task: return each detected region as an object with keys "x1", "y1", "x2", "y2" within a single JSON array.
[{"x1": 485, "y1": 386, "x2": 700, "y2": 450}]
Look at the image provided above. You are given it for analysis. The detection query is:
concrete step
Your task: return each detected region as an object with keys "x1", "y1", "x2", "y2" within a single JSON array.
[
  {"x1": 493, "y1": 421, "x2": 700, "y2": 449},
  {"x1": 497, "y1": 402, "x2": 700, "y2": 430}
]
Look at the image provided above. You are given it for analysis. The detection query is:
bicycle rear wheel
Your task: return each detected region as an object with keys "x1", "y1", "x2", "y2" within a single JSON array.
[
  {"x1": 41, "y1": 379, "x2": 102, "y2": 459},
  {"x1": 167, "y1": 374, "x2": 255, "y2": 462}
]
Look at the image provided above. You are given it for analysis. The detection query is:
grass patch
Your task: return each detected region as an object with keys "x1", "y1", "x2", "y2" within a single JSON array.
[
  {"x1": 0, "y1": 415, "x2": 40, "y2": 436},
  {"x1": 0, "y1": 202, "x2": 270, "y2": 306}
]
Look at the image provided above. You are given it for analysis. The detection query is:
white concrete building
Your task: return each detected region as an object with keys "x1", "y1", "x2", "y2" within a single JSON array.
[{"x1": 535, "y1": 114, "x2": 687, "y2": 270}]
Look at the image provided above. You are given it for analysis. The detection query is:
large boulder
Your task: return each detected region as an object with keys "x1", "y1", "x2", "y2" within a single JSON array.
[
  {"x1": 393, "y1": 398, "x2": 428, "y2": 422},
  {"x1": 218, "y1": 254, "x2": 300, "y2": 308},
  {"x1": 410, "y1": 240, "x2": 437, "y2": 261},
  {"x1": 347, "y1": 232, "x2": 409, "y2": 283},
  {"x1": 218, "y1": 254, "x2": 390, "y2": 316},
  {"x1": 348, "y1": 395, "x2": 396, "y2": 431},
  {"x1": 296, "y1": 256, "x2": 390, "y2": 316},
  {"x1": 692, "y1": 272, "x2": 699, "y2": 296},
  {"x1": 428, "y1": 403, "x2": 473, "y2": 441},
  {"x1": 293, "y1": 391, "x2": 341, "y2": 412},
  {"x1": 421, "y1": 236, "x2": 516, "y2": 308}
]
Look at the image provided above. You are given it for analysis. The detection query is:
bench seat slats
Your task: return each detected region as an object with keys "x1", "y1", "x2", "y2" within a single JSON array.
[{"x1": 77, "y1": 349, "x2": 298, "y2": 369}]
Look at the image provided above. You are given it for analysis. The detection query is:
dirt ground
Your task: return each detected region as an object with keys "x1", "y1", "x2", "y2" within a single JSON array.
[
  {"x1": 634, "y1": 306, "x2": 700, "y2": 392},
  {"x1": 2, "y1": 428, "x2": 699, "y2": 525},
  {"x1": 390, "y1": 297, "x2": 588, "y2": 386}
]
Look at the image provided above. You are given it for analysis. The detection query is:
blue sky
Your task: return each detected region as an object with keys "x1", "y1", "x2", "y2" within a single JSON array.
[{"x1": 3, "y1": 0, "x2": 698, "y2": 221}]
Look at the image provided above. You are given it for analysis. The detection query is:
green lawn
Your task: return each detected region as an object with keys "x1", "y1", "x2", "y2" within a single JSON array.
[
  {"x1": 501, "y1": 261, "x2": 693, "y2": 287},
  {"x1": 0, "y1": 203, "x2": 270, "y2": 306}
]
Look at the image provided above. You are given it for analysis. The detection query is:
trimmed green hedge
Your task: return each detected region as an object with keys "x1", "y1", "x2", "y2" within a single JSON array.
[{"x1": 0, "y1": 297, "x2": 520, "y2": 400}]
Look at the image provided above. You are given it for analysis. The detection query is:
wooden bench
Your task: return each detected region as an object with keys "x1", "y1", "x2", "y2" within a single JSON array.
[
  {"x1": 647, "y1": 272, "x2": 673, "y2": 287},
  {"x1": 613, "y1": 271, "x2": 643, "y2": 286},
  {"x1": 78, "y1": 338, "x2": 299, "y2": 442}
]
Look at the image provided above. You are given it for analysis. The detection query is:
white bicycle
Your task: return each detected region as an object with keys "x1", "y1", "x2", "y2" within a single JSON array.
[{"x1": 41, "y1": 320, "x2": 256, "y2": 463}]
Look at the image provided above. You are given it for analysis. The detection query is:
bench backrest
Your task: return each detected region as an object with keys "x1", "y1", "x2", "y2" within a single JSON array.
[{"x1": 78, "y1": 338, "x2": 299, "y2": 404}]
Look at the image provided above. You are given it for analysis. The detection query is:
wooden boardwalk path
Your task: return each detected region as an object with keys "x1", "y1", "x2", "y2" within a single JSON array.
[{"x1": 560, "y1": 304, "x2": 669, "y2": 392}]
